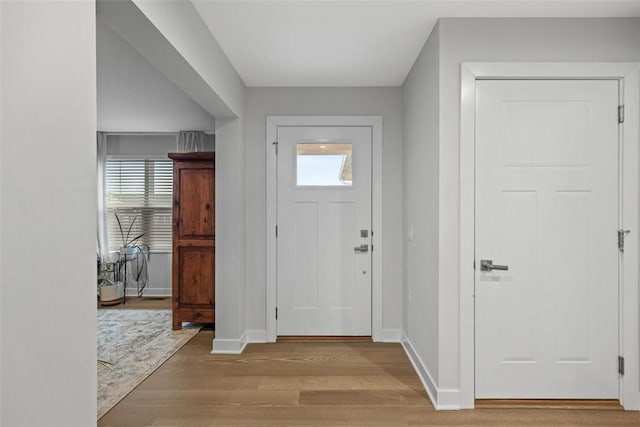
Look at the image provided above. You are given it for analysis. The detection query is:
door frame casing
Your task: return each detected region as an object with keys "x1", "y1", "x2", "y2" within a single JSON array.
[
  {"x1": 266, "y1": 116, "x2": 383, "y2": 342},
  {"x1": 460, "y1": 62, "x2": 640, "y2": 410}
]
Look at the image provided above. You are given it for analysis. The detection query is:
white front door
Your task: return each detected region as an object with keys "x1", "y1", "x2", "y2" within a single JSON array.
[
  {"x1": 475, "y1": 80, "x2": 620, "y2": 399},
  {"x1": 277, "y1": 126, "x2": 372, "y2": 336}
]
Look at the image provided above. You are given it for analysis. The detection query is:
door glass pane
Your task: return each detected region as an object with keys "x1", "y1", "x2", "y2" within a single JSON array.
[{"x1": 296, "y1": 143, "x2": 352, "y2": 186}]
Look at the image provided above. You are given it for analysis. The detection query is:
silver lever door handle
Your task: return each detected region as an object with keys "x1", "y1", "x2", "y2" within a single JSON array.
[
  {"x1": 354, "y1": 244, "x2": 369, "y2": 253},
  {"x1": 480, "y1": 259, "x2": 508, "y2": 271}
]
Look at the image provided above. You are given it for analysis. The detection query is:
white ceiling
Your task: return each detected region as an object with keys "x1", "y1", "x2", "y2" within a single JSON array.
[{"x1": 191, "y1": 0, "x2": 640, "y2": 87}]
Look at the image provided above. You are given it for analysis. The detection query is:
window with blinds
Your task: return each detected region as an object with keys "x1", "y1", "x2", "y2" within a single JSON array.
[{"x1": 106, "y1": 159, "x2": 173, "y2": 253}]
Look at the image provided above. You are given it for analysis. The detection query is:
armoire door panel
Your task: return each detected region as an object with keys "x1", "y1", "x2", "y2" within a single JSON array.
[
  {"x1": 178, "y1": 168, "x2": 215, "y2": 238},
  {"x1": 178, "y1": 246, "x2": 215, "y2": 306}
]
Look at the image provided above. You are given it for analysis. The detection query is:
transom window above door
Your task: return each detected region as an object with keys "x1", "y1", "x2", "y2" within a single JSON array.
[{"x1": 296, "y1": 143, "x2": 352, "y2": 186}]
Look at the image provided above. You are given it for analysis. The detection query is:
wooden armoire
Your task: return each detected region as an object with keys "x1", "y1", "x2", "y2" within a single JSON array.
[{"x1": 168, "y1": 152, "x2": 215, "y2": 330}]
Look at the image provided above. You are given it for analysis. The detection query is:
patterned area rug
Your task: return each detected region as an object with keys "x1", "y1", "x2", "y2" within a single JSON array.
[{"x1": 97, "y1": 309, "x2": 201, "y2": 419}]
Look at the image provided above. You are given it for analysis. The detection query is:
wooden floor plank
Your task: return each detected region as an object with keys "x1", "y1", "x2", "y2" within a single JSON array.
[
  {"x1": 153, "y1": 407, "x2": 412, "y2": 427},
  {"x1": 299, "y1": 389, "x2": 429, "y2": 406},
  {"x1": 405, "y1": 407, "x2": 640, "y2": 426},
  {"x1": 98, "y1": 331, "x2": 640, "y2": 427},
  {"x1": 141, "y1": 374, "x2": 259, "y2": 392},
  {"x1": 257, "y1": 375, "x2": 422, "y2": 391},
  {"x1": 476, "y1": 399, "x2": 622, "y2": 410},
  {"x1": 98, "y1": 296, "x2": 172, "y2": 310},
  {"x1": 116, "y1": 389, "x2": 301, "y2": 408},
  {"x1": 277, "y1": 336, "x2": 373, "y2": 342}
]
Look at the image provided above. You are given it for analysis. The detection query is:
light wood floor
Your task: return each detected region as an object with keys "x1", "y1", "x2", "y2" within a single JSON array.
[
  {"x1": 98, "y1": 331, "x2": 640, "y2": 426},
  {"x1": 98, "y1": 296, "x2": 172, "y2": 310}
]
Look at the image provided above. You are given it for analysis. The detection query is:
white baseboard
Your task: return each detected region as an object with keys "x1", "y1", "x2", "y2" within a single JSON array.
[
  {"x1": 401, "y1": 332, "x2": 460, "y2": 410},
  {"x1": 436, "y1": 388, "x2": 461, "y2": 410},
  {"x1": 212, "y1": 331, "x2": 247, "y2": 354},
  {"x1": 401, "y1": 332, "x2": 438, "y2": 407},
  {"x1": 246, "y1": 329, "x2": 267, "y2": 343},
  {"x1": 130, "y1": 288, "x2": 171, "y2": 298},
  {"x1": 381, "y1": 329, "x2": 402, "y2": 342}
]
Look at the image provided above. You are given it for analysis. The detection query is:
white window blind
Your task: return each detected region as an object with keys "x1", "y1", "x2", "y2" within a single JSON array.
[{"x1": 106, "y1": 159, "x2": 173, "y2": 252}]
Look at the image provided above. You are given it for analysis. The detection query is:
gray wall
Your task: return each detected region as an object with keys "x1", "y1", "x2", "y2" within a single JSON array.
[
  {"x1": 1, "y1": 1, "x2": 97, "y2": 425},
  {"x1": 402, "y1": 21, "x2": 440, "y2": 385},
  {"x1": 245, "y1": 87, "x2": 404, "y2": 336},
  {"x1": 0, "y1": 1, "x2": 249, "y2": 423},
  {"x1": 131, "y1": 0, "x2": 245, "y2": 117},
  {"x1": 402, "y1": 17, "x2": 640, "y2": 407},
  {"x1": 97, "y1": 18, "x2": 215, "y2": 132},
  {"x1": 106, "y1": 133, "x2": 220, "y2": 156}
]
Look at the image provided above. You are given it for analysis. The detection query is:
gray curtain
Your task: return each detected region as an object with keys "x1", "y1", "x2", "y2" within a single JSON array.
[
  {"x1": 177, "y1": 131, "x2": 204, "y2": 152},
  {"x1": 96, "y1": 132, "x2": 110, "y2": 262}
]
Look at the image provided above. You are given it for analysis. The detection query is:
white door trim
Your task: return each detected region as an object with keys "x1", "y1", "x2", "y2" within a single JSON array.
[
  {"x1": 266, "y1": 116, "x2": 383, "y2": 342},
  {"x1": 460, "y1": 62, "x2": 640, "y2": 410}
]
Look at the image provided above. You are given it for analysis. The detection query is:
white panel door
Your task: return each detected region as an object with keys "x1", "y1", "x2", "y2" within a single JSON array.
[
  {"x1": 277, "y1": 126, "x2": 372, "y2": 336},
  {"x1": 475, "y1": 80, "x2": 619, "y2": 399}
]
